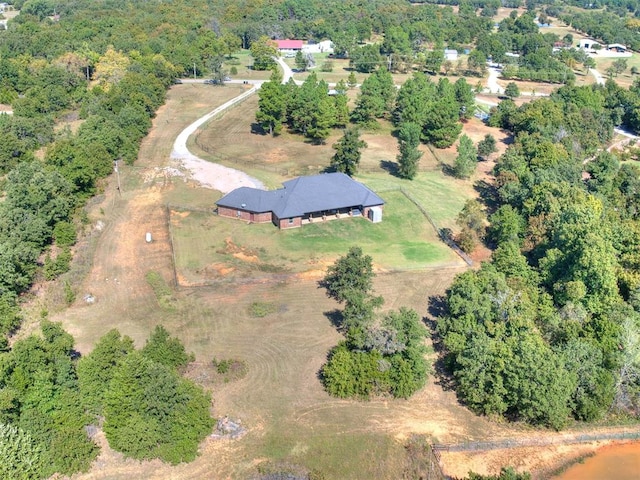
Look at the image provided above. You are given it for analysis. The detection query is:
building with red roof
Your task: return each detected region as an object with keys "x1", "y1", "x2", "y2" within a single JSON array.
[{"x1": 276, "y1": 40, "x2": 303, "y2": 52}]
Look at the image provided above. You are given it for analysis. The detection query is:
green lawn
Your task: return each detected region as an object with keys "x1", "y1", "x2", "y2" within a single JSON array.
[
  {"x1": 170, "y1": 189, "x2": 460, "y2": 285},
  {"x1": 359, "y1": 171, "x2": 473, "y2": 230}
]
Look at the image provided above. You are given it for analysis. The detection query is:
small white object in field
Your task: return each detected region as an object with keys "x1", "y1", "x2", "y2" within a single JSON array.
[{"x1": 146, "y1": 232, "x2": 152, "y2": 243}]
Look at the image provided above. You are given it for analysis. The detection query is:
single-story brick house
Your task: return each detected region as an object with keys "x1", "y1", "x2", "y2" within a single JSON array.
[{"x1": 216, "y1": 172, "x2": 384, "y2": 229}]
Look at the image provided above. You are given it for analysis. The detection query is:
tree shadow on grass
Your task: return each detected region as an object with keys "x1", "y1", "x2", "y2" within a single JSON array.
[
  {"x1": 474, "y1": 179, "x2": 500, "y2": 214},
  {"x1": 380, "y1": 159, "x2": 400, "y2": 177},
  {"x1": 250, "y1": 122, "x2": 267, "y2": 135},
  {"x1": 425, "y1": 294, "x2": 456, "y2": 392},
  {"x1": 441, "y1": 163, "x2": 457, "y2": 178},
  {"x1": 323, "y1": 309, "x2": 344, "y2": 331}
]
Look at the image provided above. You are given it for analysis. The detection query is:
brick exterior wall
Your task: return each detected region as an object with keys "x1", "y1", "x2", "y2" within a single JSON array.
[
  {"x1": 278, "y1": 216, "x2": 302, "y2": 229},
  {"x1": 217, "y1": 207, "x2": 272, "y2": 224},
  {"x1": 219, "y1": 204, "x2": 383, "y2": 228},
  {"x1": 251, "y1": 211, "x2": 272, "y2": 223}
]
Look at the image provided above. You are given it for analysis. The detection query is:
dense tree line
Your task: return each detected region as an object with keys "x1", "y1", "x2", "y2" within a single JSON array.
[
  {"x1": 393, "y1": 73, "x2": 472, "y2": 148},
  {"x1": 438, "y1": 83, "x2": 640, "y2": 429},
  {"x1": 0, "y1": 322, "x2": 212, "y2": 477},
  {"x1": 560, "y1": 9, "x2": 640, "y2": 51},
  {"x1": 0, "y1": 1, "x2": 226, "y2": 475},
  {"x1": 256, "y1": 71, "x2": 348, "y2": 142},
  {"x1": 213, "y1": 0, "x2": 493, "y2": 61},
  {"x1": 476, "y1": 11, "x2": 576, "y2": 84},
  {"x1": 321, "y1": 247, "x2": 428, "y2": 399}
]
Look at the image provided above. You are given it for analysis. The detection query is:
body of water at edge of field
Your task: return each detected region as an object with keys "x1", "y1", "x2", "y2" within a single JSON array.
[{"x1": 554, "y1": 441, "x2": 640, "y2": 480}]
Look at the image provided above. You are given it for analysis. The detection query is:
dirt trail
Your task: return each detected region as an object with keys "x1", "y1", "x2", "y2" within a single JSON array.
[{"x1": 171, "y1": 86, "x2": 265, "y2": 193}]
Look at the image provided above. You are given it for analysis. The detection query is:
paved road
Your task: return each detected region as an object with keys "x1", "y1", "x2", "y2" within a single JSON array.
[{"x1": 486, "y1": 67, "x2": 505, "y2": 95}]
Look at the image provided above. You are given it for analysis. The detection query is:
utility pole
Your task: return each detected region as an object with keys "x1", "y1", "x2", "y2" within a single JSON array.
[{"x1": 193, "y1": 62, "x2": 196, "y2": 80}]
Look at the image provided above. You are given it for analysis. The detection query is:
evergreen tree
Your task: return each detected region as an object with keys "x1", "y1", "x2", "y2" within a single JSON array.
[
  {"x1": 347, "y1": 71, "x2": 358, "y2": 88},
  {"x1": 351, "y1": 68, "x2": 396, "y2": 125},
  {"x1": 396, "y1": 122, "x2": 422, "y2": 180},
  {"x1": 477, "y1": 133, "x2": 498, "y2": 160},
  {"x1": 453, "y1": 134, "x2": 477, "y2": 179},
  {"x1": 333, "y1": 93, "x2": 350, "y2": 128},
  {"x1": 307, "y1": 94, "x2": 336, "y2": 144},
  {"x1": 454, "y1": 78, "x2": 475, "y2": 120},
  {"x1": 423, "y1": 79, "x2": 462, "y2": 148},
  {"x1": 294, "y1": 50, "x2": 308, "y2": 71},
  {"x1": 330, "y1": 128, "x2": 367, "y2": 176},
  {"x1": 141, "y1": 325, "x2": 193, "y2": 370},
  {"x1": 256, "y1": 71, "x2": 286, "y2": 135},
  {"x1": 393, "y1": 72, "x2": 435, "y2": 126},
  {"x1": 505, "y1": 82, "x2": 520, "y2": 99}
]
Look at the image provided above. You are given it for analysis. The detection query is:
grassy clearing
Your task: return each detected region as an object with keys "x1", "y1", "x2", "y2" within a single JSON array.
[
  {"x1": 222, "y1": 51, "x2": 273, "y2": 81},
  {"x1": 170, "y1": 189, "x2": 460, "y2": 286},
  {"x1": 593, "y1": 55, "x2": 640, "y2": 88}
]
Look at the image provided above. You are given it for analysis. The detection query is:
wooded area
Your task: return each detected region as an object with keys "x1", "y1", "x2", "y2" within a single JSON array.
[{"x1": 2, "y1": 0, "x2": 640, "y2": 476}]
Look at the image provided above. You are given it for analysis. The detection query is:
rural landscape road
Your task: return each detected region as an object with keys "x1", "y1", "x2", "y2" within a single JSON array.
[
  {"x1": 170, "y1": 56, "x2": 298, "y2": 192},
  {"x1": 170, "y1": 86, "x2": 266, "y2": 193}
]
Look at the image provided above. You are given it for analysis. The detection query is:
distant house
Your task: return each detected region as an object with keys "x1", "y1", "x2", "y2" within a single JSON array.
[
  {"x1": 444, "y1": 49, "x2": 458, "y2": 61},
  {"x1": 303, "y1": 40, "x2": 334, "y2": 54},
  {"x1": 607, "y1": 43, "x2": 627, "y2": 52},
  {"x1": 579, "y1": 39, "x2": 600, "y2": 51},
  {"x1": 216, "y1": 172, "x2": 385, "y2": 229},
  {"x1": 276, "y1": 39, "x2": 303, "y2": 55}
]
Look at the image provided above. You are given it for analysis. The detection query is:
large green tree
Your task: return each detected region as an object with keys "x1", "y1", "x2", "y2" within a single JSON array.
[
  {"x1": 396, "y1": 122, "x2": 422, "y2": 180},
  {"x1": 453, "y1": 134, "x2": 477, "y2": 179},
  {"x1": 330, "y1": 128, "x2": 367, "y2": 176},
  {"x1": 256, "y1": 71, "x2": 286, "y2": 135}
]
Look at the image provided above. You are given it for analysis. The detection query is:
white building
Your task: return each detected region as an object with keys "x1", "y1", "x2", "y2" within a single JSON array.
[
  {"x1": 302, "y1": 40, "x2": 334, "y2": 54},
  {"x1": 444, "y1": 49, "x2": 458, "y2": 61}
]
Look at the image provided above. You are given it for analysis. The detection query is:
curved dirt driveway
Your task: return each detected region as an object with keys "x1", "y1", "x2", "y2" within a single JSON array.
[{"x1": 170, "y1": 86, "x2": 265, "y2": 193}]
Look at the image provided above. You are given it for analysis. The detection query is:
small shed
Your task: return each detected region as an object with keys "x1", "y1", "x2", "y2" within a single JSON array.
[
  {"x1": 368, "y1": 206, "x2": 383, "y2": 223},
  {"x1": 444, "y1": 49, "x2": 458, "y2": 61}
]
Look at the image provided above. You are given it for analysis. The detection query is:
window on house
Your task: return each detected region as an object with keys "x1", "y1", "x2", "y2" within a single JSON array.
[{"x1": 288, "y1": 218, "x2": 294, "y2": 224}]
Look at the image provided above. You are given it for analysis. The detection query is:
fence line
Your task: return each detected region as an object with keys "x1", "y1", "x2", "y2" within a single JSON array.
[
  {"x1": 378, "y1": 186, "x2": 473, "y2": 266},
  {"x1": 432, "y1": 429, "x2": 640, "y2": 453},
  {"x1": 164, "y1": 205, "x2": 179, "y2": 288}
]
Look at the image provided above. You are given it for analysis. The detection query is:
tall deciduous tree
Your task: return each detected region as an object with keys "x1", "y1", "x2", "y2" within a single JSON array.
[
  {"x1": 322, "y1": 246, "x2": 375, "y2": 304},
  {"x1": 330, "y1": 128, "x2": 367, "y2": 176},
  {"x1": 250, "y1": 36, "x2": 277, "y2": 71},
  {"x1": 396, "y1": 122, "x2": 422, "y2": 180}
]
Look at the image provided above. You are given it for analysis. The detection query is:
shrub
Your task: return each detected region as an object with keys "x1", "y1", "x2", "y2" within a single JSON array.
[
  {"x1": 53, "y1": 221, "x2": 77, "y2": 247},
  {"x1": 43, "y1": 248, "x2": 73, "y2": 280},
  {"x1": 249, "y1": 301, "x2": 277, "y2": 317}
]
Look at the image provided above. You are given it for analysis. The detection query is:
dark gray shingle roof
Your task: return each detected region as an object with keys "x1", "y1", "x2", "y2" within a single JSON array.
[{"x1": 216, "y1": 173, "x2": 384, "y2": 218}]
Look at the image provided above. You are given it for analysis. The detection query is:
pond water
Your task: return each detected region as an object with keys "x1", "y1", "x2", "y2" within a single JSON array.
[{"x1": 555, "y1": 442, "x2": 640, "y2": 479}]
